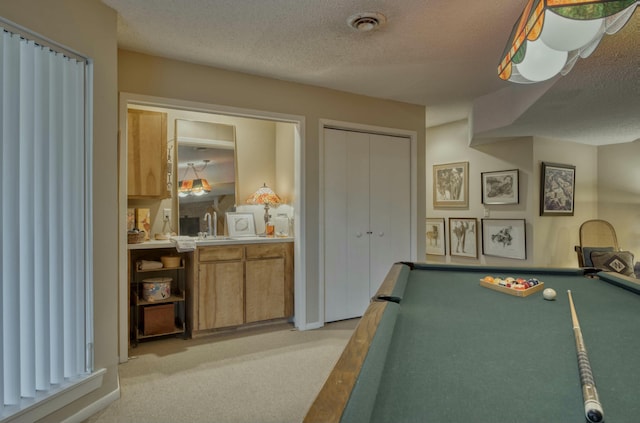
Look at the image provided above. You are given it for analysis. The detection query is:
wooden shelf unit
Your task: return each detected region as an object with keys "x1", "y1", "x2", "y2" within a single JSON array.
[{"x1": 129, "y1": 249, "x2": 189, "y2": 346}]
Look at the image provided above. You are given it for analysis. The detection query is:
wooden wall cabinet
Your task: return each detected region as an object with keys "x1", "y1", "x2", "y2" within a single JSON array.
[
  {"x1": 127, "y1": 109, "x2": 170, "y2": 198},
  {"x1": 193, "y1": 242, "x2": 293, "y2": 334}
]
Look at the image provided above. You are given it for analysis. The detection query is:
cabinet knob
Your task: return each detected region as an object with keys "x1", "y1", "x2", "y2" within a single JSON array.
[
  {"x1": 378, "y1": 232, "x2": 384, "y2": 237},
  {"x1": 355, "y1": 232, "x2": 363, "y2": 238}
]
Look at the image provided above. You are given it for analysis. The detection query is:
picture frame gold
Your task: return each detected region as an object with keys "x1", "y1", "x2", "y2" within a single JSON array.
[
  {"x1": 433, "y1": 161, "x2": 469, "y2": 209},
  {"x1": 426, "y1": 218, "x2": 446, "y2": 256},
  {"x1": 448, "y1": 217, "x2": 477, "y2": 258}
]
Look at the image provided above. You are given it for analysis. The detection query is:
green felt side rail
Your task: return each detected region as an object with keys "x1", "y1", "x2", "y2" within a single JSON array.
[
  {"x1": 597, "y1": 271, "x2": 640, "y2": 295},
  {"x1": 410, "y1": 262, "x2": 587, "y2": 276},
  {"x1": 341, "y1": 302, "x2": 400, "y2": 423}
]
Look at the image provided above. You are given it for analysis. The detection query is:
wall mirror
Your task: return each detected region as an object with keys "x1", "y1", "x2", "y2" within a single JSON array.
[{"x1": 176, "y1": 119, "x2": 237, "y2": 236}]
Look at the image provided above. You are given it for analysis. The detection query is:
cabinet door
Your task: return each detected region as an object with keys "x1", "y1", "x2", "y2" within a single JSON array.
[
  {"x1": 245, "y1": 258, "x2": 285, "y2": 323},
  {"x1": 127, "y1": 109, "x2": 169, "y2": 198},
  {"x1": 198, "y1": 261, "x2": 244, "y2": 329}
]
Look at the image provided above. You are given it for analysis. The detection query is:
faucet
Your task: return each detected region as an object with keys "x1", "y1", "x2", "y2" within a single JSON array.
[
  {"x1": 204, "y1": 211, "x2": 217, "y2": 238},
  {"x1": 204, "y1": 212, "x2": 212, "y2": 237}
]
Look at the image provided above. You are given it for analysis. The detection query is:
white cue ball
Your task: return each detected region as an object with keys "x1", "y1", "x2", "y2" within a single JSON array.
[{"x1": 543, "y1": 288, "x2": 557, "y2": 301}]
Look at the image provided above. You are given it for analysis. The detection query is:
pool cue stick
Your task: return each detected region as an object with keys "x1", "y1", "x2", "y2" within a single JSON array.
[{"x1": 567, "y1": 290, "x2": 605, "y2": 423}]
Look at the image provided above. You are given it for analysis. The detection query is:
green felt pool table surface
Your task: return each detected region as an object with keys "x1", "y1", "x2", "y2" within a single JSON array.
[{"x1": 305, "y1": 263, "x2": 640, "y2": 423}]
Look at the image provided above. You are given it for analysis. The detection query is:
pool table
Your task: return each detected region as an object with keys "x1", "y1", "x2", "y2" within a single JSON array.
[{"x1": 304, "y1": 263, "x2": 640, "y2": 423}]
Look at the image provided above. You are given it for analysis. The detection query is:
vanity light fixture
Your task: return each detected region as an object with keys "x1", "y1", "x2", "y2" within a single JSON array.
[
  {"x1": 247, "y1": 183, "x2": 281, "y2": 230},
  {"x1": 498, "y1": 0, "x2": 638, "y2": 83},
  {"x1": 178, "y1": 160, "x2": 212, "y2": 197}
]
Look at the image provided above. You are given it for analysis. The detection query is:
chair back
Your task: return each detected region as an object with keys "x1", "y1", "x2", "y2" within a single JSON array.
[{"x1": 575, "y1": 219, "x2": 620, "y2": 267}]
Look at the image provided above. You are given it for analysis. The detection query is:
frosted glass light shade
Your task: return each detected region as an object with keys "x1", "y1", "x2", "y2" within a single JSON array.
[
  {"x1": 516, "y1": 38, "x2": 568, "y2": 82},
  {"x1": 540, "y1": 11, "x2": 604, "y2": 51}
]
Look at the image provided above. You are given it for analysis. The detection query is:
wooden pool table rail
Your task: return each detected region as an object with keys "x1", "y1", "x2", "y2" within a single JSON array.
[{"x1": 304, "y1": 263, "x2": 406, "y2": 423}]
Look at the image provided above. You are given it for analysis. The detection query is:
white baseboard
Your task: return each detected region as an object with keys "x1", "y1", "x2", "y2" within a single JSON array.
[{"x1": 61, "y1": 377, "x2": 120, "y2": 423}]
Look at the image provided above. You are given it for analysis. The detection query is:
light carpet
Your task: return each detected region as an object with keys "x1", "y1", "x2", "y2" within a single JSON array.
[{"x1": 85, "y1": 319, "x2": 357, "y2": 423}]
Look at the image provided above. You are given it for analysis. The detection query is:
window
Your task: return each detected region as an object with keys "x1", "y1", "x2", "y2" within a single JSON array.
[{"x1": 1, "y1": 18, "x2": 97, "y2": 421}]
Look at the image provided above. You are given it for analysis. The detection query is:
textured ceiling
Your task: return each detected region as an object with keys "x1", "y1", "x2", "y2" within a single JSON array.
[{"x1": 102, "y1": 0, "x2": 640, "y2": 145}]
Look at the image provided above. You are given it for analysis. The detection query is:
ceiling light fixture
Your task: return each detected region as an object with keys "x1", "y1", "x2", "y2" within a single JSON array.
[
  {"x1": 178, "y1": 160, "x2": 211, "y2": 197},
  {"x1": 347, "y1": 12, "x2": 387, "y2": 32},
  {"x1": 498, "y1": 0, "x2": 638, "y2": 83}
]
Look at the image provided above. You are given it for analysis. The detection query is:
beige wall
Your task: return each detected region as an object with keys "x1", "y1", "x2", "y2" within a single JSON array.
[
  {"x1": 598, "y1": 141, "x2": 640, "y2": 257},
  {"x1": 275, "y1": 122, "x2": 296, "y2": 204},
  {"x1": 425, "y1": 115, "x2": 640, "y2": 269},
  {"x1": 0, "y1": 0, "x2": 120, "y2": 421},
  {"x1": 118, "y1": 49, "x2": 426, "y2": 326},
  {"x1": 532, "y1": 137, "x2": 598, "y2": 266}
]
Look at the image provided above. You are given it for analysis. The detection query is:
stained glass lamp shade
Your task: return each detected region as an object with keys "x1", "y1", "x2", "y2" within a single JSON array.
[
  {"x1": 247, "y1": 183, "x2": 281, "y2": 230},
  {"x1": 498, "y1": 0, "x2": 638, "y2": 83},
  {"x1": 178, "y1": 161, "x2": 212, "y2": 197}
]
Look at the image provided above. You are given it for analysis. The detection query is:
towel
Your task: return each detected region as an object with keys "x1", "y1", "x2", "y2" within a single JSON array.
[
  {"x1": 139, "y1": 260, "x2": 163, "y2": 271},
  {"x1": 171, "y1": 236, "x2": 196, "y2": 252}
]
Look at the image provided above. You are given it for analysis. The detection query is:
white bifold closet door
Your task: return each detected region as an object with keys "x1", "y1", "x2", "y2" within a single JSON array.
[{"x1": 323, "y1": 128, "x2": 411, "y2": 322}]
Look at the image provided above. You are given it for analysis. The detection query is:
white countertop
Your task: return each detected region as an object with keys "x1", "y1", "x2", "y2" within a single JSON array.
[{"x1": 128, "y1": 236, "x2": 294, "y2": 250}]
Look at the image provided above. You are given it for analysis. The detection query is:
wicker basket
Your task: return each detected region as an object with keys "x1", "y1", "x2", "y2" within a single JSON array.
[
  {"x1": 161, "y1": 256, "x2": 181, "y2": 268},
  {"x1": 127, "y1": 231, "x2": 146, "y2": 244}
]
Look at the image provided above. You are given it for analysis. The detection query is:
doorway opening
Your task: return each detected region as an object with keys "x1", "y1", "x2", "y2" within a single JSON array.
[{"x1": 117, "y1": 93, "x2": 305, "y2": 362}]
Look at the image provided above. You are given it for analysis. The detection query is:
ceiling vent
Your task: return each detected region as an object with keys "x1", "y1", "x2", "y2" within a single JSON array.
[{"x1": 347, "y1": 12, "x2": 387, "y2": 32}]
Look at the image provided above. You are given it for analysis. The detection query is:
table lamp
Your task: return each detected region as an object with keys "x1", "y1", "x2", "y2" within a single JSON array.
[{"x1": 247, "y1": 183, "x2": 281, "y2": 234}]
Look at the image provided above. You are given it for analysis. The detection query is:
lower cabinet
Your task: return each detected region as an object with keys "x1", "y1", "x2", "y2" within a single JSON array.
[
  {"x1": 194, "y1": 241, "x2": 293, "y2": 334},
  {"x1": 198, "y1": 261, "x2": 244, "y2": 330}
]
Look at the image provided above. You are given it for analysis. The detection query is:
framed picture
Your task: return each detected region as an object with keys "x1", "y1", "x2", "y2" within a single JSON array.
[
  {"x1": 540, "y1": 162, "x2": 575, "y2": 216},
  {"x1": 136, "y1": 208, "x2": 151, "y2": 240},
  {"x1": 433, "y1": 161, "x2": 469, "y2": 209},
  {"x1": 426, "y1": 218, "x2": 446, "y2": 256},
  {"x1": 481, "y1": 169, "x2": 519, "y2": 205},
  {"x1": 226, "y1": 212, "x2": 256, "y2": 237},
  {"x1": 448, "y1": 217, "x2": 477, "y2": 258},
  {"x1": 482, "y1": 219, "x2": 527, "y2": 260}
]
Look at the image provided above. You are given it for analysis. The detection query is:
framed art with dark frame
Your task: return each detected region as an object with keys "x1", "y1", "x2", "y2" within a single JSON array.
[
  {"x1": 481, "y1": 169, "x2": 519, "y2": 205},
  {"x1": 448, "y1": 217, "x2": 477, "y2": 258},
  {"x1": 433, "y1": 161, "x2": 469, "y2": 209},
  {"x1": 426, "y1": 218, "x2": 446, "y2": 256},
  {"x1": 481, "y1": 218, "x2": 526, "y2": 260},
  {"x1": 540, "y1": 162, "x2": 575, "y2": 216}
]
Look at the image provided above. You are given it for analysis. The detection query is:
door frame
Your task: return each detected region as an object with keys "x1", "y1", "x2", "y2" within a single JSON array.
[
  {"x1": 118, "y1": 92, "x2": 306, "y2": 362},
  {"x1": 318, "y1": 119, "x2": 418, "y2": 325}
]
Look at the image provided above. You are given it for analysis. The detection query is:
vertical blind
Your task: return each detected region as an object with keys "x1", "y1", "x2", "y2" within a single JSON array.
[{"x1": 1, "y1": 21, "x2": 93, "y2": 417}]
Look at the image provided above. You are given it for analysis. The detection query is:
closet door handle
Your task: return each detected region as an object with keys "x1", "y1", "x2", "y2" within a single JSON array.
[
  {"x1": 378, "y1": 232, "x2": 384, "y2": 237},
  {"x1": 355, "y1": 232, "x2": 363, "y2": 238}
]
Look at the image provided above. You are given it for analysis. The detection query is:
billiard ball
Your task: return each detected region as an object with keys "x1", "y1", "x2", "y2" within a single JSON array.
[{"x1": 543, "y1": 288, "x2": 557, "y2": 301}]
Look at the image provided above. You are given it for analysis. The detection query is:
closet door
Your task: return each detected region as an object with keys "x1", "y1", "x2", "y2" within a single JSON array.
[
  {"x1": 324, "y1": 129, "x2": 371, "y2": 321},
  {"x1": 368, "y1": 134, "x2": 411, "y2": 294},
  {"x1": 323, "y1": 128, "x2": 411, "y2": 322}
]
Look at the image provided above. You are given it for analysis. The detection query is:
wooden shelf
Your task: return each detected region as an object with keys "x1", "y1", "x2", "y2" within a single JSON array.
[
  {"x1": 129, "y1": 250, "x2": 189, "y2": 346},
  {"x1": 135, "y1": 265, "x2": 185, "y2": 273},
  {"x1": 135, "y1": 292, "x2": 185, "y2": 306}
]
